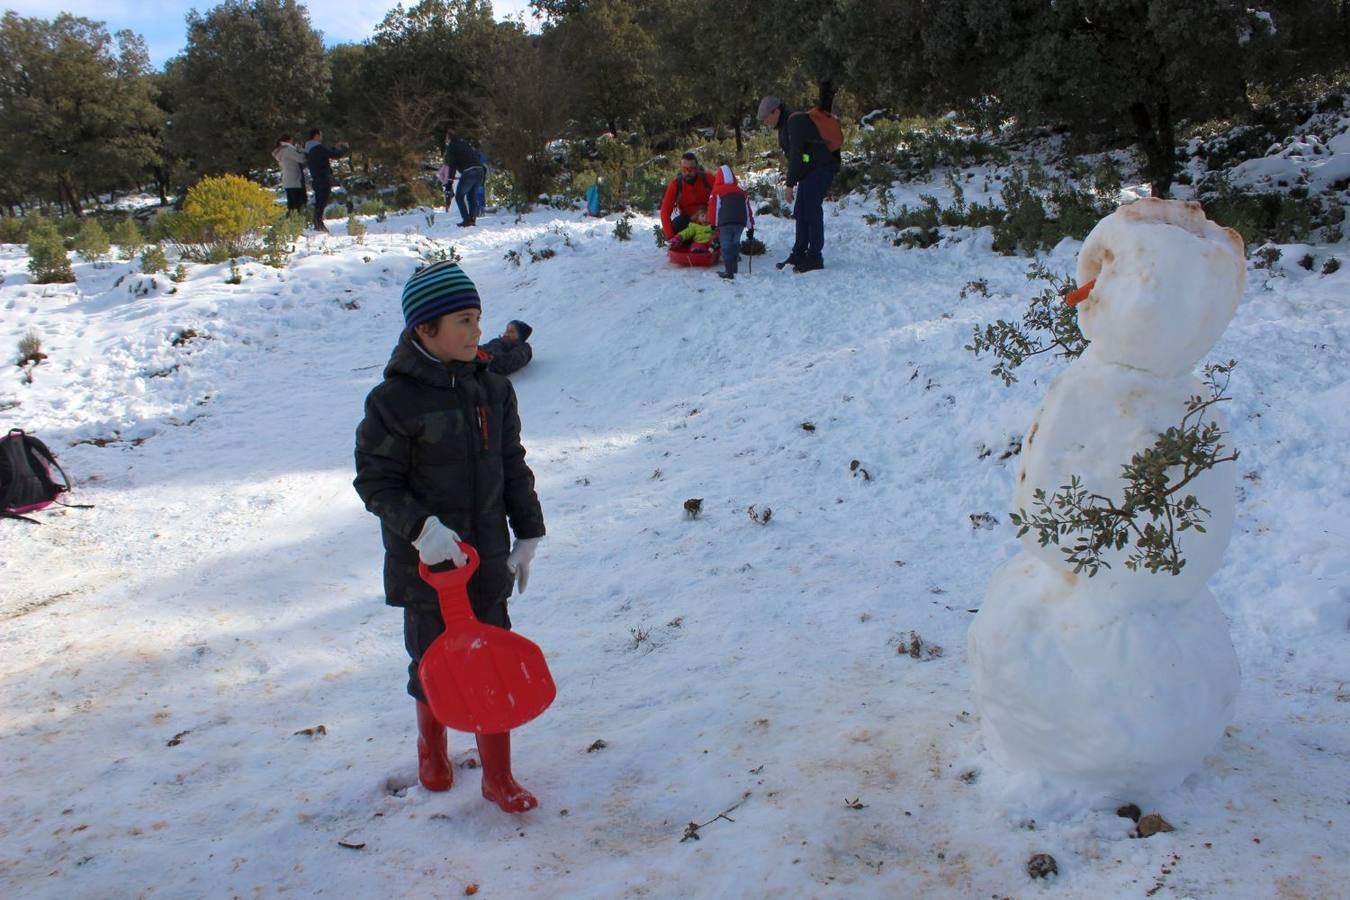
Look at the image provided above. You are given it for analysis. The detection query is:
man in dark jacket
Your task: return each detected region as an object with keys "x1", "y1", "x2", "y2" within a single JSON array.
[
  {"x1": 757, "y1": 96, "x2": 842, "y2": 273},
  {"x1": 305, "y1": 128, "x2": 349, "y2": 232},
  {"x1": 480, "y1": 320, "x2": 534, "y2": 376},
  {"x1": 444, "y1": 129, "x2": 487, "y2": 226},
  {"x1": 354, "y1": 261, "x2": 545, "y2": 812}
]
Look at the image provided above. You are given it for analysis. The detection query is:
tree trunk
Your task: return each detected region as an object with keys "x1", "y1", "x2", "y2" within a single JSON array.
[
  {"x1": 734, "y1": 115, "x2": 743, "y2": 157},
  {"x1": 817, "y1": 79, "x2": 836, "y2": 113},
  {"x1": 1128, "y1": 98, "x2": 1174, "y2": 199},
  {"x1": 154, "y1": 166, "x2": 170, "y2": 206},
  {"x1": 58, "y1": 175, "x2": 84, "y2": 217}
]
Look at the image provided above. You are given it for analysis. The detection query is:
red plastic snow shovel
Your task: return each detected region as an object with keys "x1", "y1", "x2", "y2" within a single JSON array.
[{"x1": 417, "y1": 544, "x2": 557, "y2": 734}]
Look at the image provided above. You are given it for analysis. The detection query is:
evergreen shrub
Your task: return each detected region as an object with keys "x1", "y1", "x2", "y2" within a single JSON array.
[
  {"x1": 141, "y1": 243, "x2": 169, "y2": 274},
  {"x1": 27, "y1": 227, "x2": 75, "y2": 283},
  {"x1": 73, "y1": 220, "x2": 112, "y2": 262},
  {"x1": 112, "y1": 218, "x2": 145, "y2": 260},
  {"x1": 0, "y1": 217, "x2": 25, "y2": 243}
]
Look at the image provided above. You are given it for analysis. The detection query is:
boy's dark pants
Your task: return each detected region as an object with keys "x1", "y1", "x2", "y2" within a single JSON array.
[
  {"x1": 791, "y1": 165, "x2": 835, "y2": 261},
  {"x1": 718, "y1": 224, "x2": 744, "y2": 275},
  {"x1": 402, "y1": 563, "x2": 512, "y2": 702}
]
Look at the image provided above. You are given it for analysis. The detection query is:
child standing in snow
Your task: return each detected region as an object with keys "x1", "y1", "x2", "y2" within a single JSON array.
[
  {"x1": 672, "y1": 207, "x2": 714, "y2": 251},
  {"x1": 708, "y1": 164, "x2": 755, "y2": 280},
  {"x1": 480, "y1": 319, "x2": 534, "y2": 377},
  {"x1": 353, "y1": 261, "x2": 546, "y2": 812}
]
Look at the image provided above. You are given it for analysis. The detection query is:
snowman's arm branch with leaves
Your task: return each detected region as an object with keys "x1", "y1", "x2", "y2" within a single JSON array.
[{"x1": 1010, "y1": 361, "x2": 1240, "y2": 577}]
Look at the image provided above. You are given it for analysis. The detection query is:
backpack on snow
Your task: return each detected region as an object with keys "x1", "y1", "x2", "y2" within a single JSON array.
[
  {"x1": 0, "y1": 429, "x2": 88, "y2": 524},
  {"x1": 793, "y1": 108, "x2": 844, "y2": 153}
]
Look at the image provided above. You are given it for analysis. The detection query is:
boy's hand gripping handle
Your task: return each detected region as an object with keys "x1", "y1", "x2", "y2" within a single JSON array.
[{"x1": 417, "y1": 542, "x2": 480, "y2": 626}]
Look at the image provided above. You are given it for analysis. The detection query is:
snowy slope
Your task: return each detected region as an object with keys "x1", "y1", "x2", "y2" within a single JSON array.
[{"x1": 1, "y1": 168, "x2": 1347, "y2": 898}]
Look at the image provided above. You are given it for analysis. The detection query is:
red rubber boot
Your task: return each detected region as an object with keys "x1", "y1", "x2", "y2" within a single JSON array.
[
  {"x1": 416, "y1": 701, "x2": 453, "y2": 791},
  {"x1": 476, "y1": 731, "x2": 537, "y2": 812}
]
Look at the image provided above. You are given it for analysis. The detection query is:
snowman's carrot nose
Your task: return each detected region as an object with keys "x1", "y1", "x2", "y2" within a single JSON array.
[{"x1": 1065, "y1": 279, "x2": 1096, "y2": 307}]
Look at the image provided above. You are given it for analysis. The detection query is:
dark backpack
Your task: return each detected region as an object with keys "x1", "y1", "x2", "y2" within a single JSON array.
[{"x1": 0, "y1": 429, "x2": 85, "y2": 524}]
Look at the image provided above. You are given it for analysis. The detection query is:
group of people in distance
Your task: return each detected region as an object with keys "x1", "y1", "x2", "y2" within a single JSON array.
[
  {"x1": 661, "y1": 154, "x2": 756, "y2": 280},
  {"x1": 351, "y1": 92, "x2": 841, "y2": 818},
  {"x1": 658, "y1": 94, "x2": 842, "y2": 277},
  {"x1": 271, "y1": 129, "x2": 349, "y2": 234}
]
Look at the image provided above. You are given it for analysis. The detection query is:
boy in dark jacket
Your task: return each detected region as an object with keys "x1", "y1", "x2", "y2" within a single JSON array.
[
  {"x1": 708, "y1": 164, "x2": 755, "y2": 280},
  {"x1": 354, "y1": 261, "x2": 546, "y2": 812},
  {"x1": 480, "y1": 320, "x2": 534, "y2": 376}
]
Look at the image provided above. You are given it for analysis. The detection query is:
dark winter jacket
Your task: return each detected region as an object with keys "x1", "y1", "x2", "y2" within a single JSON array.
[
  {"x1": 305, "y1": 139, "x2": 348, "y2": 189},
  {"x1": 777, "y1": 107, "x2": 842, "y2": 188},
  {"x1": 353, "y1": 333, "x2": 545, "y2": 610},
  {"x1": 708, "y1": 164, "x2": 754, "y2": 229},
  {"x1": 480, "y1": 336, "x2": 533, "y2": 377},
  {"x1": 444, "y1": 139, "x2": 485, "y2": 180}
]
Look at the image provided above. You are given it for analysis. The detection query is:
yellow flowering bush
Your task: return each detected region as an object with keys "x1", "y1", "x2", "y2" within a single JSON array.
[{"x1": 176, "y1": 174, "x2": 281, "y2": 260}]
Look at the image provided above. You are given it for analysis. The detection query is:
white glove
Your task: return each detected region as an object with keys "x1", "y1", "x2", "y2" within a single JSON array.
[
  {"x1": 506, "y1": 537, "x2": 541, "y2": 593},
  {"x1": 412, "y1": 517, "x2": 468, "y2": 567}
]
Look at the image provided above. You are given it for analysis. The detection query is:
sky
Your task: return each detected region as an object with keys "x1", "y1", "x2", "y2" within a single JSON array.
[{"x1": 5, "y1": 0, "x2": 537, "y2": 69}]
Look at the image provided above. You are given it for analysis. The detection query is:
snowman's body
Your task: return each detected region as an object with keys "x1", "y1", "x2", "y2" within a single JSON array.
[{"x1": 969, "y1": 199, "x2": 1246, "y2": 798}]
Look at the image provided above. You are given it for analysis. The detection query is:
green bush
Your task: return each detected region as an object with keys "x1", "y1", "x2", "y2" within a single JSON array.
[
  {"x1": 111, "y1": 218, "x2": 145, "y2": 260},
  {"x1": 56, "y1": 215, "x2": 82, "y2": 239},
  {"x1": 612, "y1": 214, "x2": 633, "y2": 241},
  {"x1": 1200, "y1": 175, "x2": 1324, "y2": 246},
  {"x1": 173, "y1": 174, "x2": 281, "y2": 260},
  {"x1": 262, "y1": 214, "x2": 306, "y2": 268},
  {"x1": 27, "y1": 227, "x2": 75, "y2": 283},
  {"x1": 347, "y1": 214, "x2": 367, "y2": 241},
  {"x1": 73, "y1": 220, "x2": 112, "y2": 262},
  {"x1": 412, "y1": 180, "x2": 444, "y2": 208},
  {"x1": 0, "y1": 216, "x2": 26, "y2": 243},
  {"x1": 141, "y1": 243, "x2": 169, "y2": 274},
  {"x1": 357, "y1": 198, "x2": 387, "y2": 217},
  {"x1": 992, "y1": 168, "x2": 1051, "y2": 255},
  {"x1": 858, "y1": 116, "x2": 1008, "y2": 181},
  {"x1": 392, "y1": 181, "x2": 444, "y2": 211}
]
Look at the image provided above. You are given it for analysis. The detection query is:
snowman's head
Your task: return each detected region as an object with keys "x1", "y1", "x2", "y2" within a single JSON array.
[{"x1": 1075, "y1": 198, "x2": 1245, "y2": 376}]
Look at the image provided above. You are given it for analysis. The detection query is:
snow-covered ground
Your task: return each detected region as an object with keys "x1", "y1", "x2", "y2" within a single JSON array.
[{"x1": 2, "y1": 147, "x2": 1348, "y2": 897}]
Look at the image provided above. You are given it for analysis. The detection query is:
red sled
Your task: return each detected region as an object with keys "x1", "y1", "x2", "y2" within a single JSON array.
[
  {"x1": 417, "y1": 544, "x2": 556, "y2": 734},
  {"x1": 667, "y1": 245, "x2": 721, "y2": 267}
]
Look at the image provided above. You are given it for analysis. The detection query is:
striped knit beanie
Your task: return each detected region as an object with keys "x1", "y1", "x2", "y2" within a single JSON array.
[{"x1": 401, "y1": 260, "x2": 480, "y2": 329}]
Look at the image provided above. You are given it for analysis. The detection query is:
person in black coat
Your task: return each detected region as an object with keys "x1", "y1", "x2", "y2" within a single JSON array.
[
  {"x1": 757, "y1": 96, "x2": 842, "y2": 273},
  {"x1": 480, "y1": 320, "x2": 534, "y2": 376},
  {"x1": 443, "y1": 129, "x2": 487, "y2": 226},
  {"x1": 354, "y1": 261, "x2": 546, "y2": 812},
  {"x1": 304, "y1": 127, "x2": 349, "y2": 232}
]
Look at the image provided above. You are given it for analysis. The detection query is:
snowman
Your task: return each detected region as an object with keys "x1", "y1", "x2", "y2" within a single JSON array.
[{"x1": 969, "y1": 198, "x2": 1247, "y2": 799}]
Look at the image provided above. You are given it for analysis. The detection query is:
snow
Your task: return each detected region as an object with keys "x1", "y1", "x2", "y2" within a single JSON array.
[
  {"x1": 1228, "y1": 113, "x2": 1350, "y2": 194},
  {"x1": 2, "y1": 167, "x2": 1349, "y2": 896}
]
